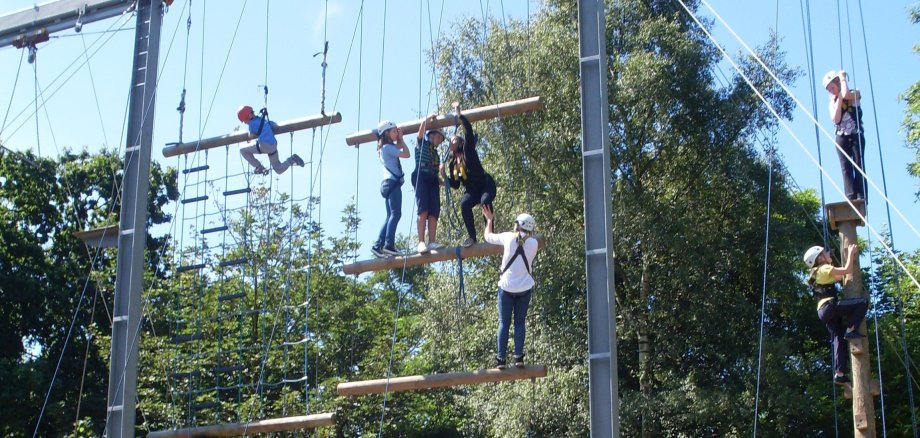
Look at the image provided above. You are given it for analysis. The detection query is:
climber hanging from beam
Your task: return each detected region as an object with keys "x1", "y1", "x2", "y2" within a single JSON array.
[
  {"x1": 343, "y1": 96, "x2": 543, "y2": 146},
  {"x1": 162, "y1": 110, "x2": 342, "y2": 158}
]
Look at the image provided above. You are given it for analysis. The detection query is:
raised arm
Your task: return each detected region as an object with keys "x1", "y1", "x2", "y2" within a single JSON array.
[
  {"x1": 418, "y1": 113, "x2": 436, "y2": 142},
  {"x1": 395, "y1": 127, "x2": 411, "y2": 159},
  {"x1": 828, "y1": 244, "x2": 859, "y2": 280}
]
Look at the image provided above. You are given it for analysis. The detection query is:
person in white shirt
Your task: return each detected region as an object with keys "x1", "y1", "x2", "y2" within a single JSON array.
[{"x1": 483, "y1": 207, "x2": 539, "y2": 369}]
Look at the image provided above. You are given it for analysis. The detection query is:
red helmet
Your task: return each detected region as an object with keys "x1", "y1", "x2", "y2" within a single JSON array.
[{"x1": 237, "y1": 105, "x2": 254, "y2": 123}]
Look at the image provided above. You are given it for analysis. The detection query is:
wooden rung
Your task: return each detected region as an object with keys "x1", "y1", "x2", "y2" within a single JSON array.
[
  {"x1": 170, "y1": 371, "x2": 200, "y2": 380},
  {"x1": 213, "y1": 364, "x2": 244, "y2": 374},
  {"x1": 181, "y1": 195, "x2": 209, "y2": 204},
  {"x1": 191, "y1": 401, "x2": 219, "y2": 411},
  {"x1": 201, "y1": 225, "x2": 228, "y2": 235},
  {"x1": 849, "y1": 337, "x2": 867, "y2": 356},
  {"x1": 344, "y1": 96, "x2": 543, "y2": 146},
  {"x1": 219, "y1": 257, "x2": 248, "y2": 268},
  {"x1": 217, "y1": 292, "x2": 246, "y2": 302},
  {"x1": 223, "y1": 187, "x2": 251, "y2": 197},
  {"x1": 177, "y1": 263, "x2": 206, "y2": 273},
  {"x1": 172, "y1": 333, "x2": 202, "y2": 344},
  {"x1": 182, "y1": 165, "x2": 210, "y2": 174},
  {"x1": 342, "y1": 236, "x2": 545, "y2": 275},
  {"x1": 163, "y1": 112, "x2": 343, "y2": 158},
  {"x1": 147, "y1": 413, "x2": 336, "y2": 438},
  {"x1": 336, "y1": 364, "x2": 547, "y2": 396}
]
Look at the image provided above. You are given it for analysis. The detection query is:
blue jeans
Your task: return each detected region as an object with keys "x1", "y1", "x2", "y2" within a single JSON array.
[
  {"x1": 497, "y1": 288, "x2": 532, "y2": 360},
  {"x1": 376, "y1": 182, "x2": 402, "y2": 248}
]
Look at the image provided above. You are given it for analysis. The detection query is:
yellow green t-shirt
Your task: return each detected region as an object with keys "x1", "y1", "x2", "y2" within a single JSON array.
[{"x1": 814, "y1": 264, "x2": 836, "y2": 310}]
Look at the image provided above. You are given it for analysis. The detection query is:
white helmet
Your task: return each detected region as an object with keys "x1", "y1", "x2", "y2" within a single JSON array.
[
  {"x1": 803, "y1": 245, "x2": 824, "y2": 268},
  {"x1": 375, "y1": 120, "x2": 396, "y2": 139},
  {"x1": 514, "y1": 213, "x2": 536, "y2": 232},
  {"x1": 821, "y1": 70, "x2": 838, "y2": 89}
]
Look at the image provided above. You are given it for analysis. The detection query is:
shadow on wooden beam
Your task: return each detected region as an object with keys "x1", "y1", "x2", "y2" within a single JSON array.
[
  {"x1": 337, "y1": 365, "x2": 547, "y2": 396},
  {"x1": 147, "y1": 412, "x2": 336, "y2": 438}
]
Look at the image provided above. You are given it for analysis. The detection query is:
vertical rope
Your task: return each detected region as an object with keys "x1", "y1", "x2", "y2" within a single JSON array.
[
  {"x1": 32, "y1": 56, "x2": 41, "y2": 156},
  {"x1": 801, "y1": 0, "x2": 830, "y2": 248},
  {"x1": 752, "y1": 147, "x2": 775, "y2": 437},
  {"x1": 856, "y1": 0, "x2": 916, "y2": 433}
]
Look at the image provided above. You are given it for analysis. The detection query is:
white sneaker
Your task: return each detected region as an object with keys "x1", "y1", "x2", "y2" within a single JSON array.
[
  {"x1": 427, "y1": 241, "x2": 444, "y2": 251},
  {"x1": 417, "y1": 241, "x2": 429, "y2": 254}
]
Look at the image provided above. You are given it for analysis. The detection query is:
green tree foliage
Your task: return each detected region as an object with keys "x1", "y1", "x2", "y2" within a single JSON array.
[
  {"x1": 0, "y1": 149, "x2": 176, "y2": 437},
  {"x1": 904, "y1": 3, "x2": 920, "y2": 197},
  {"x1": 425, "y1": 1, "x2": 843, "y2": 436}
]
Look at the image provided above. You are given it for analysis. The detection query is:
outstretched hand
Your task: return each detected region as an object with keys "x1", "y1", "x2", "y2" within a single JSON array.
[
  {"x1": 481, "y1": 204, "x2": 494, "y2": 220},
  {"x1": 452, "y1": 101, "x2": 461, "y2": 115}
]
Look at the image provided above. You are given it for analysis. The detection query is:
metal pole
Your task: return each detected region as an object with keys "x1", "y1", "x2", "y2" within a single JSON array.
[
  {"x1": 106, "y1": 1, "x2": 163, "y2": 436},
  {"x1": 577, "y1": 0, "x2": 619, "y2": 437}
]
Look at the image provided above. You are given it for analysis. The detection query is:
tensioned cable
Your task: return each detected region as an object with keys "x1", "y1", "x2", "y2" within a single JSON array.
[
  {"x1": 3, "y1": 9, "x2": 135, "y2": 143},
  {"x1": 699, "y1": 0, "x2": 920, "y2": 246},
  {"x1": 0, "y1": 49, "x2": 25, "y2": 138},
  {"x1": 752, "y1": 145, "x2": 775, "y2": 437},
  {"x1": 687, "y1": 0, "x2": 920, "y2": 295},
  {"x1": 80, "y1": 32, "x2": 111, "y2": 149},
  {"x1": 854, "y1": 0, "x2": 916, "y2": 433},
  {"x1": 800, "y1": 0, "x2": 830, "y2": 247}
]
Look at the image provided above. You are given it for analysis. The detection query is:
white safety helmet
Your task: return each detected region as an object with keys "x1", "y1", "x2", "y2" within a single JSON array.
[
  {"x1": 821, "y1": 70, "x2": 838, "y2": 89},
  {"x1": 514, "y1": 213, "x2": 536, "y2": 233},
  {"x1": 803, "y1": 245, "x2": 824, "y2": 268},
  {"x1": 375, "y1": 120, "x2": 397, "y2": 139}
]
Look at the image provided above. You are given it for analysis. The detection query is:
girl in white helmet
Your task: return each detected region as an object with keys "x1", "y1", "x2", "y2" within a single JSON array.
[
  {"x1": 370, "y1": 120, "x2": 410, "y2": 258},
  {"x1": 803, "y1": 244, "x2": 868, "y2": 384},
  {"x1": 822, "y1": 70, "x2": 866, "y2": 200},
  {"x1": 483, "y1": 208, "x2": 539, "y2": 369},
  {"x1": 236, "y1": 105, "x2": 304, "y2": 175}
]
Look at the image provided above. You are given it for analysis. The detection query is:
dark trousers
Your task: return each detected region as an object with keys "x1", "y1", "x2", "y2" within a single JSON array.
[
  {"x1": 835, "y1": 133, "x2": 866, "y2": 200},
  {"x1": 817, "y1": 297, "x2": 868, "y2": 374},
  {"x1": 460, "y1": 174, "x2": 496, "y2": 239}
]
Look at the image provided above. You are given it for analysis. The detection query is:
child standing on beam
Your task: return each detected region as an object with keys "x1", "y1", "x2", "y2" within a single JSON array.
[
  {"x1": 483, "y1": 208, "x2": 539, "y2": 369},
  {"x1": 237, "y1": 105, "x2": 304, "y2": 175},
  {"x1": 803, "y1": 244, "x2": 868, "y2": 384},
  {"x1": 822, "y1": 70, "x2": 866, "y2": 201},
  {"x1": 445, "y1": 101, "x2": 497, "y2": 247},
  {"x1": 413, "y1": 114, "x2": 446, "y2": 253},
  {"x1": 371, "y1": 120, "x2": 410, "y2": 258}
]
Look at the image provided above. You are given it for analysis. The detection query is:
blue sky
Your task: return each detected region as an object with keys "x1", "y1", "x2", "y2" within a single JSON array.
[{"x1": 0, "y1": 0, "x2": 917, "y2": 263}]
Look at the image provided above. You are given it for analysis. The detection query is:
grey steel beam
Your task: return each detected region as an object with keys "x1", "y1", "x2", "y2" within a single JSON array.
[
  {"x1": 106, "y1": 1, "x2": 162, "y2": 437},
  {"x1": 0, "y1": 0, "x2": 135, "y2": 49},
  {"x1": 577, "y1": 0, "x2": 619, "y2": 437}
]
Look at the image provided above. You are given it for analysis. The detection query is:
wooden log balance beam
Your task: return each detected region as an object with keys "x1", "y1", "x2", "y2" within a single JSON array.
[
  {"x1": 344, "y1": 96, "x2": 543, "y2": 146},
  {"x1": 342, "y1": 236, "x2": 545, "y2": 275},
  {"x1": 162, "y1": 112, "x2": 343, "y2": 158},
  {"x1": 147, "y1": 412, "x2": 336, "y2": 438},
  {"x1": 337, "y1": 365, "x2": 547, "y2": 396}
]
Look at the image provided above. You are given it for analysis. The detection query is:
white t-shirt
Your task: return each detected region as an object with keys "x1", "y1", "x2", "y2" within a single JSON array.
[{"x1": 485, "y1": 231, "x2": 539, "y2": 293}]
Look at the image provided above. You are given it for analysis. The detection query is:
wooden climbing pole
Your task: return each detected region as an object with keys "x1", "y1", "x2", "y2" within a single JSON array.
[{"x1": 826, "y1": 199, "x2": 878, "y2": 437}]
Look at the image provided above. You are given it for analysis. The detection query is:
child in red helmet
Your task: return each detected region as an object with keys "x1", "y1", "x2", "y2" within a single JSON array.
[{"x1": 237, "y1": 105, "x2": 304, "y2": 175}]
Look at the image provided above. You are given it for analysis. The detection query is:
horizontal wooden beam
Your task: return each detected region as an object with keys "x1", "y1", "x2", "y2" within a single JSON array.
[
  {"x1": 344, "y1": 96, "x2": 543, "y2": 146},
  {"x1": 342, "y1": 236, "x2": 545, "y2": 275},
  {"x1": 73, "y1": 224, "x2": 119, "y2": 249},
  {"x1": 147, "y1": 412, "x2": 336, "y2": 438},
  {"x1": 162, "y1": 112, "x2": 343, "y2": 158},
  {"x1": 337, "y1": 365, "x2": 547, "y2": 396},
  {"x1": 0, "y1": 0, "x2": 134, "y2": 49}
]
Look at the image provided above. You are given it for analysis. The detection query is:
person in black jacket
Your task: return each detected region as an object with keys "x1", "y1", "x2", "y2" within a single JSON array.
[{"x1": 443, "y1": 101, "x2": 497, "y2": 247}]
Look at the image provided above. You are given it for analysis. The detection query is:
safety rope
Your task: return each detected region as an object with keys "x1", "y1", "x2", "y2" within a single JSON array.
[
  {"x1": 855, "y1": 0, "x2": 916, "y2": 432},
  {"x1": 752, "y1": 146, "x2": 775, "y2": 436},
  {"x1": 175, "y1": 0, "x2": 191, "y2": 144},
  {"x1": 800, "y1": 0, "x2": 830, "y2": 248},
  {"x1": 690, "y1": 0, "x2": 920, "y2": 294}
]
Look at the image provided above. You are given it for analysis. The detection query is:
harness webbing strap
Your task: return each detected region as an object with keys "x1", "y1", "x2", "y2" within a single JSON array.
[{"x1": 501, "y1": 236, "x2": 531, "y2": 275}]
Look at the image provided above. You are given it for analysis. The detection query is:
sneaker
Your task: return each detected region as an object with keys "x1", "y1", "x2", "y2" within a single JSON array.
[
  {"x1": 370, "y1": 246, "x2": 385, "y2": 258},
  {"x1": 834, "y1": 374, "x2": 851, "y2": 384},
  {"x1": 290, "y1": 154, "x2": 305, "y2": 167},
  {"x1": 513, "y1": 355, "x2": 525, "y2": 368},
  {"x1": 844, "y1": 330, "x2": 866, "y2": 340},
  {"x1": 382, "y1": 246, "x2": 401, "y2": 256},
  {"x1": 253, "y1": 166, "x2": 269, "y2": 175},
  {"x1": 427, "y1": 241, "x2": 444, "y2": 251},
  {"x1": 416, "y1": 241, "x2": 429, "y2": 254},
  {"x1": 495, "y1": 358, "x2": 506, "y2": 370},
  {"x1": 461, "y1": 237, "x2": 476, "y2": 247}
]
